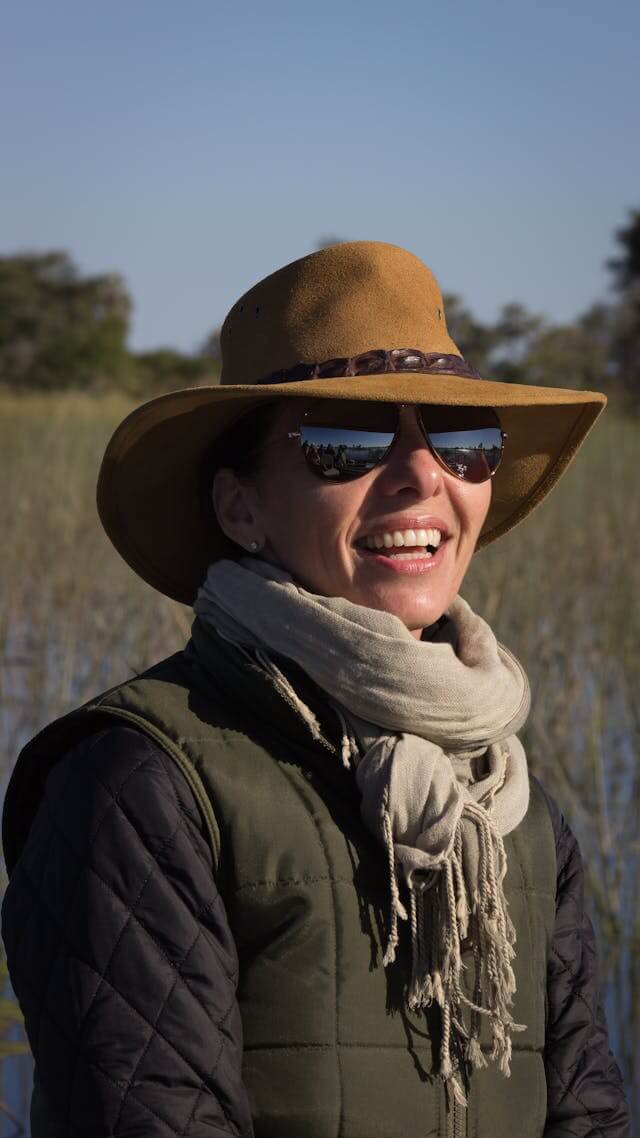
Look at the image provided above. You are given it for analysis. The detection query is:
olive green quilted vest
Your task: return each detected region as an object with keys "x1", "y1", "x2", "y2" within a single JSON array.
[{"x1": 4, "y1": 635, "x2": 556, "y2": 1138}]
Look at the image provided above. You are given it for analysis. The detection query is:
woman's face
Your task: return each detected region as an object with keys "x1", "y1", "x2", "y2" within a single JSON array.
[{"x1": 213, "y1": 398, "x2": 492, "y2": 639}]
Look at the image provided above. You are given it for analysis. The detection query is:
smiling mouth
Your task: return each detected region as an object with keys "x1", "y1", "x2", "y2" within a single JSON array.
[
  {"x1": 352, "y1": 542, "x2": 448, "y2": 577},
  {"x1": 354, "y1": 535, "x2": 450, "y2": 560}
]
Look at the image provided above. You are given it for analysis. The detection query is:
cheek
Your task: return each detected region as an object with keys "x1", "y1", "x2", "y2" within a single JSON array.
[
  {"x1": 469, "y1": 483, "x2": 492, "y2": 532},
  {"x1": 452, "y1": 481, "x2": 491, "y2": 536},
  {"x1": 275, "y1": 484, "x2": 362, "y2": 565},
  {"x1": 311, "y1": 484, "x2": 365, "y2": 544}
]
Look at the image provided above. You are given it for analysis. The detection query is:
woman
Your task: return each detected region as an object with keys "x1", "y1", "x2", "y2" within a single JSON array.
[{"x1": 1, "y1": 241, "x2": 630, "y2": 1137}]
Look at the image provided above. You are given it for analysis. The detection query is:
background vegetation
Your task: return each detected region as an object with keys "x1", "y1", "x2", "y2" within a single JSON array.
[
  {"x1": 1, "y1": 215, "x2": 639, "y2": 1133},
  {"x1": 2, "y1": 212, "x2": 640, "y2": 406}
]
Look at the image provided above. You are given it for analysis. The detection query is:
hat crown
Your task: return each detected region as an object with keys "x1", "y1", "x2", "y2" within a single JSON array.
[{"x1": 220, "y1": 240, "x2": 460, "y2": 386}]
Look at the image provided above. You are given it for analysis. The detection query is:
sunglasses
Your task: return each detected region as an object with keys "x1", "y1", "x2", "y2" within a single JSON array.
[{"x1": 282, "y1": 401, "x2": 506, "y2": 484}]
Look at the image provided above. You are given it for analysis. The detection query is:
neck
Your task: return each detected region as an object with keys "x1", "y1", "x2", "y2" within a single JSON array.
[{"x1": 420, "y1": 612, "x2": 459, "y2": 653}]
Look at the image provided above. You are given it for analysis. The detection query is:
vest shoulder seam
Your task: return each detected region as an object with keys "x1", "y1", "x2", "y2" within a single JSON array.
[{"x1": 94, "y1": 703, "x2": 222, "y2": 868}]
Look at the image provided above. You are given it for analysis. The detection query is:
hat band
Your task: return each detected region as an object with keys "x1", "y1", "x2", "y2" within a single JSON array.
[{"x1": 254, "y1": 348, "x2": 481, "y2": 386}]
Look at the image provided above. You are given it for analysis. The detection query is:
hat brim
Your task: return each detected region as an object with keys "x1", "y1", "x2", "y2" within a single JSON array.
[{"x1": 97, "y1": 372, "x2": 606, "y2": 605}]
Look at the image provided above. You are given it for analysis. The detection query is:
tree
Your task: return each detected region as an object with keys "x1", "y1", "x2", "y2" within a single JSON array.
[
  {"x1": 519, "y1": 317, "x2": 612, "y2": 391},
  {"x1": 607, "y1": 209, "x2": 640, "y2": 292},
  {"x1": 0, "y1": 251, "x2": 132, "y2": 390},
  {"x1": 199, "y1": 327, "x2": 222, "y2": 366},
  {"x1": 134, "y1": 348, "x2": 214, "y2": 395},
  {"x1": 487, "y1": 303, "x2": 545, "y2": 384},
  {"x1": 441, "y1": 292, "x2": 498, "y2": 376},
  {"x1": 606, "y1": 209, "x2": 640, "y2": 407}
]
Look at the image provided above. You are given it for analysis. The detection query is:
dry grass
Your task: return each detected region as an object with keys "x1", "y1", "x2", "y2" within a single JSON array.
[
  {"x1": 463, "y1": 405, "x2": 639, "y2": 1113},
  {"x1": 1, "y1": 390, "x2": 638, "y2": 1128},
  {"x1": 1, "y1": 390, "x2": 190, "y2": 751}
]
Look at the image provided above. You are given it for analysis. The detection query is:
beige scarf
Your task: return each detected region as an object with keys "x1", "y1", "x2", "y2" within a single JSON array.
[{"x1": 192, "y1": 554, "x2": 532, "y2": 1105}]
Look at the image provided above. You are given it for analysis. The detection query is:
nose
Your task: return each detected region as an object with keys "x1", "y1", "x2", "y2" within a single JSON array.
[{"x1": 377, "y1": 405, "x2": 444, "y2": 495}]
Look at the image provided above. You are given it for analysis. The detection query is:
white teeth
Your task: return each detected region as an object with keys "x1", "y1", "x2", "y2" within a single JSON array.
[
  {"x1": 386, "y1": 550, "x2": 433, "y2": 560},
  {"x1": 362, "y1": 527, "x2": 443, "y2": 550}
]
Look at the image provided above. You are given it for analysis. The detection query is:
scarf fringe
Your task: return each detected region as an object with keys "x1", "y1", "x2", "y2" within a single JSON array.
[
  {"x1": 205, "y1": 623, "x2": 528, "y2": 1105},
  {"x1": 381, "y1": 786, "x2": 526, "y2": 1107}
]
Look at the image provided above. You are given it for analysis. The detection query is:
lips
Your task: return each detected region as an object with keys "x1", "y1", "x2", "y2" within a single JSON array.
[{"x1": 354, "y1": 536, "x2": 450, "y2": 575}]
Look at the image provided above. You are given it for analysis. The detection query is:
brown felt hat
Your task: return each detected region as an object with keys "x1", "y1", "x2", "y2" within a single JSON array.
[{"x1": 97, "y1": 240, "x2": 607, "y2": 605}]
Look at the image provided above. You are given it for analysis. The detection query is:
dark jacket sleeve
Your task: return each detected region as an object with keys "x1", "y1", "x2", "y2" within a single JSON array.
[
  {"x1": 1, "y1": 724, "x2": 254, "y2": 1137},
  {"x1": 534, "y1": 777, "x2": 631, "y2": 1137}
]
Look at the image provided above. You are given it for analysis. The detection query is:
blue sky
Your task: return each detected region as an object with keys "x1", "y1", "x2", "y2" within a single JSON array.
[{"x1": 2, "y1": 0, "x2": 639, "y2": 352}]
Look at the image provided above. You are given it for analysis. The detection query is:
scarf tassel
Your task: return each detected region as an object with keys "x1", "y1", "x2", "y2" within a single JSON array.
[
  {"x1": 231, "y1": 647, "x2": 526, "y2": 1102},
  {"x1": 381, "y1": 791, "x2": 526, "y2": 1106}
]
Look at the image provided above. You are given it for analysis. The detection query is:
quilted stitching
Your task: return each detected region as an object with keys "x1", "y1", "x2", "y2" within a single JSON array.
[
  {"x1": 1, "y1": 726, "x2": 253, "y2": 1137},
  {"x1": 538, "y1": 783, "x2": 631, "y2": 1138},
  {"x1": 25, "y1": 767, "x2": 238, "y2": 1085},
  {"x1": 15, "y1": 963, "x2": 237, "y2": 1138}
]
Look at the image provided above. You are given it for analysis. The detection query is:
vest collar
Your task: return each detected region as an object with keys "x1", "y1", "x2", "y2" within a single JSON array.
[
  {"x1": 185, "y1": 617, "x2": 343, "y2": 757},
  {"x1": 185, "y1": 609, "x2": 459, "y2": 763}
]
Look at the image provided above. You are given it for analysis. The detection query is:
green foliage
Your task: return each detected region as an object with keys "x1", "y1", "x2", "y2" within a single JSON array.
[
  {"x1": 605, "y1": 210, "x2": 640, "y2": 407},
  {"x1": 133, "y1": 348, "x2": 217, "y2": 396},
  {"x1": 607, "y1": 209, "x2": 640, "y2": 292},
  {"x1": 36, "y1": 316, "x2": 132, "y2": 390},
  {"x1": 0, "y1": 251, "x2": 222, "y2": 396},
  {"x1": 2, "y1": 211, "x2": 640, "y2": 399},
  {"x1": 441, "y1": 292, "x2": 498, "y2": 376},
  {"x1": 199, "y1": 327, "x2": 222, "y2": 364},
  {"x1": 0, "y1": 251, "x2": 132, "y2": 390},
  {"x1": 519, "y1": 320, "x2": 611, "y2": 390},
  {"x1": 489, "y1": 303, "x2": 545, "y2": 383},
  {"x1": 445, "y1": 292, "x2": 616, "y2": 392}
]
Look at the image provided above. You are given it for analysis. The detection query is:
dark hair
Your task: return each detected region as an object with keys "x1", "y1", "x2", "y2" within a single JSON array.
[
  {"x1": 212, "y1": 399, "x2": 284, "y2": 478},
  {"x1": 198, "y1": 398, "x2": 284, "y2": 520}
]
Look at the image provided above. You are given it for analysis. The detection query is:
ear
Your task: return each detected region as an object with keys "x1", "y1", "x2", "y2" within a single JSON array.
[{"x1": 212, "y1": 467, "x2": 262, "y2": 549}]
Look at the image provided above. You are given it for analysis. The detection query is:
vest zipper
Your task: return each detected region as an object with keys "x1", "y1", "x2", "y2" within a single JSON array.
[{"x1": 449, "y1": 1098, "x2": 467, "y2": 1138}]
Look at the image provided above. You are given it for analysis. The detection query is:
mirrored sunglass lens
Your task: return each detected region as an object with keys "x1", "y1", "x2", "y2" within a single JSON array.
[
  {"x1": 299, "y1": 425, "x2": 395, "y2": 479},
  {"x1": 427, "y1": 427, "x2": 503, "y2": 482}
]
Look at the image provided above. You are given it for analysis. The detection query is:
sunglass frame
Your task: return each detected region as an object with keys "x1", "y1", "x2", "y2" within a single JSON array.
[{"x1": 287, "y1": 402, "x2": 507, "y2": 484}]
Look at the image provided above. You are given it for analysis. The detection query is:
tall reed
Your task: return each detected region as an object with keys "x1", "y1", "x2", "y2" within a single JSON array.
[{"x1": 463, "y1": 405, "x2": 639, "y2": 1121}]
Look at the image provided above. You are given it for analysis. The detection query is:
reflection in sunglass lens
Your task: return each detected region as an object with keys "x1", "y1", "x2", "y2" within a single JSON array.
[
  {"x1": 297, "y1": 403, "x2": 503, "y2": 484},
  {"x1": 300, "y1": 426, "x2": 396, "y2": 479},
  {"x1": 426, "y1": 426, "x2": 503, "y2": 483}
]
